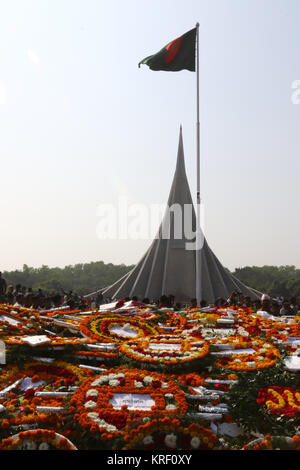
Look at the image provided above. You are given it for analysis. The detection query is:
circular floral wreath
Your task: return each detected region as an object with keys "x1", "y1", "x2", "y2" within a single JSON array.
[
  {"x1": 257, "y1": 385, "x2": 300, "y2": 418},
  {"x1": 69, "y1": 367, "x2": 188, "y2": 441},
  {"x1": 0, "y1": 311, "x2": 43, "y2": 338},
  {"x1": 21, "y1": 360, "x2": 90, "y2": 386},
  {"x1": 243, "y1": 435, "x2": 300, "y2": 451},
  {"x1": 80, "y1": 315, "x2": 159, "y2": 343},
  {"x1": 209, "y1": 336, "x2": 280, "y2": 371},
  {"x1": 118, "y1": 334, "x2": 210, "y2": 369},
  {"x1": 0, "y1": 361, "x2": 91, "y2": 431},
  {"x1": 0, "y1": 429, "x2": 77, "y2": 450},
  {"x1": 0, "y1": 365, "x2": 23, "y2": 391},
  {"x1": 123, "y1": 417, "x2": 221, "y2": 450},
  {"x1": 0, "y1": 360, "x2": 89, "y2": 394},
  {"x1": 158, "y1": 313, "x2": 187, "y2": 332},
  {"x1": 4, "y1": 335, "x2": 97, "y2": 348},
  {"x1": 223, "y1": 361, "x2": 300, "y2": 435},
  {"x1": 264, "y1": 322, "x2": 300, "y2": 343}
]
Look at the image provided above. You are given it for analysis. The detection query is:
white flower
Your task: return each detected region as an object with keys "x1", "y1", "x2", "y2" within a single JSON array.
[
  {"x1": 98, "y1": 419, "x2": 118, "y2": 432},
  {"x1": 190, "y1": 437, "x2": 201, "y2": 449},
  {"x1": 84, "y1": 400, "x2": 97, "y2": 409},
  {"x1": 162, "y1": 382, "x2": 169, "y2": 388},
  {"x1": 109, "y1": 379, "x2": 120, "y2": 387},
  {"x1": 165, "y1": 433, "x2": 177, "y2": 449},
  {"x1": 39, "y1": 442, "x2": 49, "y2": 450},
  {"x1": 166, "y1": 404, "x2": 177, "y2": 410},
  {"x1": 143, "y1": 376, "x2": 153, "y2": 384},
  {"x1": 247, "y1": 362, "x2": 257, "y2": 367},
  {"x1": 106, "y1": 425, "x2": 118, "y2": 432},
  {"x1": 237, "y1": 327, "x2": 249, "y2": 336},
  {"x1": 142, "y1": 417, "x2": 151, "y2": 423},
  {"x1": 134, "y1": 381, "x2": 144, "y2": 388},
  {"x1": 91, "y1": 377, "x2": 106, "y2": 386},
  {"x1": 107, "y1": 374, "x2": 118, "y2": 380},
  {"x1": 87, "y1": 412, "x2": 99, "y2": 421},
  {"x1": 86, "y1": 389, "x2": 98, "y2": 397},
  {"x1": 164, "y1": 393, "x2": 174, "y2": 399},
  {"x1": 98, "y1": 419, "x2": 117, "y2": 431},
  {"x1": 143, "y1": 435, "x2": 154, "y2": 445}
]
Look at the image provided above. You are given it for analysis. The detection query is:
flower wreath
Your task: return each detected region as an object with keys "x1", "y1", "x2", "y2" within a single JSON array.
[
  {"x1": 123, "y1": 417, "x2": 221, "y2": 450},
  {"x1": 0, "y1": 304, "x2": 38, "y2": 317},
  {"x1": 170, "y1": 371, "x2": 238, "y2": 395},
  {"x1": 158, "y1": 313, "x2": 187, "y2": 332},
  {"x1": 80, "y1": 315, "x2": 159, "y2": 343},
  {"x1": 257, "y1": 386, "x2": 300, "y2": 418},
  {"x1": 1, "y1": 360, "x2": 86, "y2": 398},
  {"x1": 0, "y1": 313, "x2": 43, "y2": 338},
  {"x1": 0, "y1": 429, "x2": 77, "y2": 450},
  {"x1": 52, "y1": 317, "x2": 81, "y2": 330},
  {"x1": 0, "y1": 361, "x2": 92, "y2": 431},
  {"x1": 68, "y1": 367, "x2": 188, "y2": 441},
  {"x1": 72, "y1": 350, "x2": 118, "y2": 361},
  {"x1": 0, "y1": 365, "x2": 23, "y2": 390},
  {"x1": 223, "y1": 361, "x2": 300, "y2": 435},
  {"x1": 234, "y1": 313, "x2": 274, "y2": 336},
  {"x1": 22, "y1": 360, "x2": 90, "y2": 386},
  {"x1": 5, "y1": 335, "x2": 97, "y2": 348},
  {"x1": 181, "y1": 322, "x2": 250, "y2": 341},
  {"x1": 265, "y1": 323, "x2": 300, "y2": 343},
  {"x1": 185, "y1": 312, "x2": 222, "y2": 324},
  {"x1": 243, "y1": 435, "x2": 300, "y2": 451},
  {"x1": 118, "y1": 334, "x2": 210, "y2": 369},
  {"x1": 209, "y1": 336, "x2": 280, "y2": 371}
]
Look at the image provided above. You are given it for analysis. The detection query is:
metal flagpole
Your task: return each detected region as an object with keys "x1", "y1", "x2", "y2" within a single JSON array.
[{"x1": 195, "y1": 22, "x2": 202, "y2": 306}]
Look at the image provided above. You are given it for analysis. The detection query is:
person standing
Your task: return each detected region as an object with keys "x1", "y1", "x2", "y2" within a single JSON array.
[
  {"x1": 279, "y1": 300, "x2": 293, "y2": 316},
  {"x1": 0, "y1": 272, "x2": 7, "y2": 302},
  {"x1": 5, "y1": 285, "x2": 14, "y2": 305}
]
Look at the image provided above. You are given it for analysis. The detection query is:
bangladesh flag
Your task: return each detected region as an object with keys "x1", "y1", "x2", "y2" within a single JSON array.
[{"x1": 139, "y1": 27, "x2": 197, "y2": 72}]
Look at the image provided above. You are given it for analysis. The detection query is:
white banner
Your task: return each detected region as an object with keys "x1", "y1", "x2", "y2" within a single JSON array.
[{"x1": 109, "y1": 393, "x2": 155, "y2": 410}]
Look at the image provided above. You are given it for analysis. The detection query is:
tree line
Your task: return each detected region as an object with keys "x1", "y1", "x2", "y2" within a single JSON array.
[
  {"x1": 2, "y1": 263, "x2": 300, "y2": 299},
  {"x1": 2, "y1": 262, "x2": 134, "y2": 296},
  {"x1": 232, "y1": 265, "x2": 300, "y2": 298}
]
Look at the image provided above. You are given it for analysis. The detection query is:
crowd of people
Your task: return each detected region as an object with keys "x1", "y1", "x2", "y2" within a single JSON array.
[
  {"x1": 0, "y1": 272, "x2": 88, "y2": 311},
  {"x1": 139, "y1": 291, "x2": 300, "y2": 317},
  {"x1": 0, "y1": 271, "x2": 299, "y2": 316}
]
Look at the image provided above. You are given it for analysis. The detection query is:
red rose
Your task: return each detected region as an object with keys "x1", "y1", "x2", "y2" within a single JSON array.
[
  {"x1": 152, "y1": 381, "x2": 161, "y2": 389},
  {"x1": 24, "y1": 388, "x2": 35, "y2": 399}
]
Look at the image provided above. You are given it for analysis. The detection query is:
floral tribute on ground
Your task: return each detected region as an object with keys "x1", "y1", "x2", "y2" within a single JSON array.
[
  {"x1": 1, "y1": 301, "x2": 300, "y2": 450},
  {"x1": 68, "y1": 367, "x2": 188, "y2": 442}
]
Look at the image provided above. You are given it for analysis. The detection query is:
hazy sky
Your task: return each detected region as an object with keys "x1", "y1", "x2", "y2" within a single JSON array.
[{"x1": 1, "y1": 0, "x2": 300, "y2": 272}]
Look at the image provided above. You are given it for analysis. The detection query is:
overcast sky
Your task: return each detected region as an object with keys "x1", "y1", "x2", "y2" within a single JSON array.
[{"x1": 1, "y1": 0, "x2": 300, "y2": 272}]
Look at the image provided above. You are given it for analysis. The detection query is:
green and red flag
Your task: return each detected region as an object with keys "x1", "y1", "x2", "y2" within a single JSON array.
[{"x1": 138, "y1": 27, "x2": 196, "y2": 72}]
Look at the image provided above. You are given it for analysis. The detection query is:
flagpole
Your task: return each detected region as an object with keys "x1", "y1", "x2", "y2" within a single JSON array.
[{"x1": 195, "y1": 22, "x2": 202, "y2": 306}]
